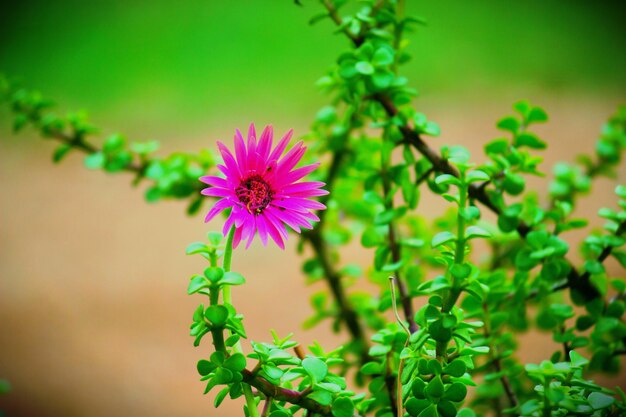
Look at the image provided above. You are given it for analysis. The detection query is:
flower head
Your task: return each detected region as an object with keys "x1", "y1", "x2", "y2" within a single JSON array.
[{"x1": 200, "y1": 124, "x2": 328, "y2": 249}]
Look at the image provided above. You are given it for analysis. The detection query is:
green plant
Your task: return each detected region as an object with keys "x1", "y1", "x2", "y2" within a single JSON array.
[{"x1": 2, "y1": 1, "x2": 626, "y2": 416}]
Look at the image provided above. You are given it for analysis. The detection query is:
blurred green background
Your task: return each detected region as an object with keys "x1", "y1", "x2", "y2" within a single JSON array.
[
  {"x1": 1, "y1": 0, "x2": 625, "y2": 134},
  {"x1": 1, "y1": 1, "x2": 625, "y2": 417}
]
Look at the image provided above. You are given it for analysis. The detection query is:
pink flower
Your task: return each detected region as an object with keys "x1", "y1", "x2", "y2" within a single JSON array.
[{"x1": 200, "y1": 124, "x2": 328, "y2": 249}]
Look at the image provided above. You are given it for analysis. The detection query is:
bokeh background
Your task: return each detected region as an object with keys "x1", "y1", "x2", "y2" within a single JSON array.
[{"x1": 1, "y1": 1, "x2": 625, "y2": 416}]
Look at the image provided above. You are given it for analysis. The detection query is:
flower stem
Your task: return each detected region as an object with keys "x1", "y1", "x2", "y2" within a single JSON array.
[
  {"x1": 223, "y1": 226, "x2": 236, "y2": 273},
  {"x1": 221, "y1": 226, "x2": 260, "y2": 417},
  {"x1": 243, "y1": 384, "x2": 259, "y2": 416},
  {"x1": 222, "y1": 226, "x2": 236, "y2": 307}
]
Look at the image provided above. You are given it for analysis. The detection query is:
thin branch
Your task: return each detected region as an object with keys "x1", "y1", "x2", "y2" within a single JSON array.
[
  {"x1": 261, "y1": 397, "x2": 273, "y2": 417},
  {"x1": 574, "y1": 220, "x2": 626, "y2": 292},
  {"x1": 242, "y1": 369, "x2": 335, "y2": 416},
  {"x1": 381, "y1": 162, "x2": 418, "y2": 333},
  {"x1": 320, "y1": 0, "x2": 364, "y2": 46},
  {"x1": 415, "y1": 167, "x2": 434, "y2": 187},
  {"x1": 300, "y1": 124, "x2": 371, "y2": 361},
  {"x1": 383, "y1": 351, "x2": 399, "y2": 417},
  {"x1": 16, "y1": 103, "x2": 147, "y2": 174},
  {"x1": 483, "y1": 304, "x2": 519, "y2": 413},
  {"x1": 307, "y1": 231, "x2": 370, "y2": 363},
  {"x1": 373, "y1": 92, "x2": 606, "y2": 303},
  {"x1": 390, "y1": 277, "x2": 411, "y2": 417},
  {"x1": 300, "y1": 116, "x2": 373, "y2": 362}
]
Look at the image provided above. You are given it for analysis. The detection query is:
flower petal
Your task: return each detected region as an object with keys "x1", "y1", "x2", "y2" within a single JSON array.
[
  {"x1": 202, "y1": 126, "x2": 326, "y2": 250},
  {"x1": 217, "y1": 141, "x2": 241, "y2": 178},
  {"x1": 204, "y1": 199, "x2": 232, "y2": 223},
  {"x1": 275, "y1": 163, "x2": 320, "y2": 186},
  {"x1": 232, "y1": 226, "x2": 243, "y2": 248},
  {"x1": 256, "y1": 214, "x2": 269, "y2": 246},
  {"x1": 276, "y1": 142, "x2": 306, "y2": 175},
  {"x1": 201, "y1": 187, "x2": 234, "y2": 198},
  {"x1": 199, "y1": 175, "x2": 229, "y2": 188},
  {"x1": 268, "y1": 129, "x2": 293, "y2": 162},
  {"x1": 234, "y1": 129, "x2": 247, "y2": 172},
  {"x1": 266, "y1": 207, "x2": 301, "y2": 233},
  {"x1": 257, "y1": 125, "x2": 273, "y2": 163}
]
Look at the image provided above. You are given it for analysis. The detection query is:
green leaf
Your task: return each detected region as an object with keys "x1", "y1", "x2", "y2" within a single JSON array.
[
  {"x1": 466, "y1": 170, "x2": 489, "y2": 183},
  {"x1": 262, "y1": 365, "x2": 284, "y2": 380},
  {"x1": 425, "y1": 375, "x2": 445, "y2": 399},
  {"x1": 437, "y1": 401, "x2": 457, "y2": 417},
  {"x1": 450, "y1": 263, "x2": 471, "y2": 280},
  {"x1": 516, "y1": 132, "x2": 546, "y2": 149},
  {"x1": 527, "y1": 107, "x2": 548, "y2": 124},
  {"x1": 188, "y1": 275, "x2": 209, "y2": 295},
  {"x1": 427, "y1": 359, "x2": 442, "y2": 376},
  {"x1": 332, "y1": 397, "x2": 355, "y2": 417},
  {"x1": 569, "y1": 350, "x2": 589, "y2": 367},
  {"x1": 53, "y1": 144, "x2": 72, "y2": 163},
  {"x1": 435, "y1": 174, "x2": 460, "y2": 186},
  {"x1": 485, "y1": 138, "x2": 509, "y2": 155},
  {"x1": 382, "y1": 260, "x2": 404, "y2": 272},
  {"x1": 431, "y1": 231, "x2": 456, "y2": 248},
  {"x1": 197, "y1": 359, "x2": 216, "y2": 376},
  {"x1": 302, "y1": 357, "x2": 328, "y2": 382},
  {"x1": 186, "y1": 242, "x2": 210, "y2": 255},
  {"x1": 213, "y1": 367, "x2": 233, "y2": 384},
  {"x1": 417, "y1": 404, "x2": 438, "y2": 417},
  {"x1": 372, "y1": 48, "x2": 394, "y2": 66},
  {"x1": 443, "y1": 359, "x2": 467, "y2": 377},
  {"x1": 13, "y1": 114, "x2": 28, "y2": 132},
  {"x1": 456, "y1": 409, "x2": 477, "y2": 417},
  {"x1": 402, "y1": 238, "x2": 425, "y2": 248},
  {"x1": 207, "y1": 232, "x2": 223, "y2": 247},
  {"x1": 503, "y1": 172, "x2": 525, "y2": 195},
  {"x1": 406, "y1": 398, "x2": 430, "y2": 416},
  {"x1": 221, "y1": 272, "x2": 246, "y2": 286},
  {"x1": 84, "y1": 152, "x2": 105, "y2": 169},
  {"x1": 204, "y1": 267, "x2": 225, "y2": 283},
  {"x1": 429, "y1": 319, "x2": 452, "y2": 343},
  {"x1": 584, "y1": 260, "x2": 605, "y2": 275},
  {"x1": 186, "y1": 198, "x2": 203, "y2": 215},
  {"x1": 309, "y1": 12, "x2": 330, "y2": 25},
  {"x1": 465, "y1": 226, "x2": 491, "y2": 239},
  {"x1": 355, "y1": 61, "x2": 375, "y2": 75},
  {"x1": 423, "y1": 121, "x2": 441, "y2": 137},
  {"x1": 443, "y1": 382, "x2": 467, "y2": 402},
  {"x1": 145, "y1": 187, "x2": 161, "y2": 203},
  {"x1": 496, "y1": 116, "x2": 520, "y2": 134},
  {"x1": 131, "y1": 140, "x2": 159, "y2": 155},
  {"x1": 103, "y1": 134, "x2": 125, "y2": 152},
  {"x1": 223, "y1": 353, "x2": 246, "y2": 372},
  {"x1": 308, "y1": 389, "x2": 332, "y2": 406},
  {"x1": 372, "y1": 70, "x2": 395, "y2": 89},
  {"x1": 268, "y1": 411, "x2": 290, "y2": 417},
  {"x1": 361, "y1": 362, "x2": 382, "y2": 375},
  {"x1": 513, "y1": 100, "x2": 531, "y2": 117},
  {"x1": 588, "y1": 392, "x2": 614, "y2": 410},
  {"x1": 214, "y1": 386, "x2": 230, "y2": 407},
  {"x1": 361, "y1": 227, "x2": 384, "y2": 248},
  {"x1": 374, "y1": 207, "x2": 406, "y2": 225},
  {"x1": 460, "y1": 206, "x2": 480, "y2": 221},
  {"x1": 520, "y1": 399, "x2": 540, "y2": 415},
  {"x1": 204, "y1": 305, "x2": 229, "y2": 327}
]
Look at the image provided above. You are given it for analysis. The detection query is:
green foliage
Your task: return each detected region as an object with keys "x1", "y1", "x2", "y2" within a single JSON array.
[
  {"x1": 0, "y1": 75, "x2": 215, "y2": 215},
  {"x1": 2, "y1": 1, "x2": 626, "y2": 417}
]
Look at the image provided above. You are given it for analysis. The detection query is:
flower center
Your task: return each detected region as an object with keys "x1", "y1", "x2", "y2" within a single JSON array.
[{"x1": 235, "y1": 174, "x2": 273, "y2": 214}]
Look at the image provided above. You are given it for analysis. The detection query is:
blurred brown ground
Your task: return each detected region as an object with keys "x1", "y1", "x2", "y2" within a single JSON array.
[{"x1": 1, "y1": 94, "x2": 626, "y2": 416}]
